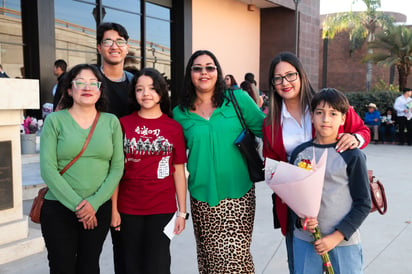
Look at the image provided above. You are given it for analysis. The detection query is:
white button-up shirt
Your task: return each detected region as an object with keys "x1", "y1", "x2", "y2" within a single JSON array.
[{"x1": 280, "y1": 101, "x2": 312, "y2": 160}]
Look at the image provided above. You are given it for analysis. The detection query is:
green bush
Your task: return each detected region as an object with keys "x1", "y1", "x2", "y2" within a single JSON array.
[{"x1": 345, "y1": 91, "x2": 400, "y2": 119}]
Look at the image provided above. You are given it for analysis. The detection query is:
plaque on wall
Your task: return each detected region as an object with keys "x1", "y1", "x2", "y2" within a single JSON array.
[{"x1": 0, "y1": 141, "x2": 13, "y2": 210}]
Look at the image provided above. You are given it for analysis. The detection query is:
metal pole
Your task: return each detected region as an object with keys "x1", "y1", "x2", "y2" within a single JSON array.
[
  {"x1": 140, "y1": 0, "x2": 146, "y2": 69},
  {"x1": 293, "y1": 0, "x2": 300, "y2": 56},
  {"x1": 95, "y1": 0, "x2": 103, "y2": 67},
  {"x1": 322, "y1": 37, "x2": 328, "y2": 88}
]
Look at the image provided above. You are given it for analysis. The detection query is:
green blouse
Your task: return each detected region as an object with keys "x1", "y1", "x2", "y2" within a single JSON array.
[
  {"x1": 40, "y1": 109, "x2": 124, "y2": 212},
  {"x1": 173, "y1": 89, "x2": 265, "y2": 206}
]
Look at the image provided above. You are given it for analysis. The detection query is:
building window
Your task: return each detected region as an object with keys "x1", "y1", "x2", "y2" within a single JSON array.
[
  {"x1": 54, "y1": 0, "x2": 171, "y2": 81},
  {"x1": 0, "y1": 0, "x2": 23, "y2": 78}
]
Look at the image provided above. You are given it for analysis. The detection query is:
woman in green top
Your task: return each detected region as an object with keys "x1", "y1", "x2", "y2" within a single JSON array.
[
  {"x1": 173, "y1": 50, "x2": 265, "y2": 273},
  {"x1": 40, "y1": 64, "x2": 124, "y2": 274}
]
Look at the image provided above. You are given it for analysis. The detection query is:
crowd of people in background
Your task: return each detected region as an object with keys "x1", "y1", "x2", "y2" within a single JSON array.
[
  {"x1": 362, "y1": 87, "x2": 412, "y2": 145},
  {"x1": 7, "y1": 19, "x2": 408, "y2": 274}
]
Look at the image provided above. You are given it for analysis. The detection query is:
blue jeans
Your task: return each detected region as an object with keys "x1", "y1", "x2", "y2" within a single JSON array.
[
  {"x1": 293, "y1": 236, "x2": 364, "y2": 274},
  {"x1": 379, "y1": 125, "x2": 395, "y2": 142}
]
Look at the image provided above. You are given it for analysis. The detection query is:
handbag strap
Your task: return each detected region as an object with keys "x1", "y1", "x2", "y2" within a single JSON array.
[
  {"x1": 371, "y1": 176, "x2": 388, "y2": 215},
  {"x1": 59, "y1": 112, "x2": 100, "y2": 175},
  {"x1": 229, "y1": 90, "x2": 246, "y2": 129}
]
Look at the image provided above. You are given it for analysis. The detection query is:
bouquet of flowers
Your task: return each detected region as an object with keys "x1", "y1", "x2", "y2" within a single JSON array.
[
  {"x1": 265, "y1": 149, "x2": 334, "y2": 274},
  {"x1": 23, "y1": 116, "x2": 39, "y2": 134}
]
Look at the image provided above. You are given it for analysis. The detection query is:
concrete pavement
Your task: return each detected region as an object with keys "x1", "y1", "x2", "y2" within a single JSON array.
[{"x1": 1, "y1": 144, "x2": 411, "y2": 273}]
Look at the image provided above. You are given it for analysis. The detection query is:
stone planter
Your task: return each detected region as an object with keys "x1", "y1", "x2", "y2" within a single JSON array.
[{"x1": 20, "y1": 133, "x2": 37, "y2": 154}]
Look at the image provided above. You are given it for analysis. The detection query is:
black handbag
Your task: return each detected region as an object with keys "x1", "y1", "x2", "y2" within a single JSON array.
[{"x1": 229, "y1": 90, "x2": 264, "y2": 182}]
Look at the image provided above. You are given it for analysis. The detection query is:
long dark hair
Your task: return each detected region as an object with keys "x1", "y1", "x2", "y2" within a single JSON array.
[
  {"x1": 265, "y1": 52, "x2": 315, "y2": 132},
  {"x1": 240, "y1": 81, "x2": 257, "y2": 102},
  {"x1": 129, "y1": 68, "x2": 172, "y2": 118},
  {"x1": 59, "y1": 64, "x2": 106, "y2": 111},
  {"x1": 225, "y1": 74, "x2": 238, "y2": 88},
  {"x1": 178, "y1": 50, "x2": 226, "y2": 111}
]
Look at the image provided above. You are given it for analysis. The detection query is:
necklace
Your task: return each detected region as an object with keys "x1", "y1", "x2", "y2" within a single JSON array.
[
  {"x1": 195, "y1": 102, "x2": 214, "y2": 120},
  {"x1": 100, "y1": 66, "x2": 126, "y2": 82}
]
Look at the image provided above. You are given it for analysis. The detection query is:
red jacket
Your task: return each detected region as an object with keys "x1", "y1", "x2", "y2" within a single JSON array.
[{"x1": 262, "y1": 106, "x2": 370, "y2": 235}]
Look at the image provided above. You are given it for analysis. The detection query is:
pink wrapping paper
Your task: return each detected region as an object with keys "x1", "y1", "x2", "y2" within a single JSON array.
[{"x1": 265, "y1": 149, "x2": 328, "y2": 218}]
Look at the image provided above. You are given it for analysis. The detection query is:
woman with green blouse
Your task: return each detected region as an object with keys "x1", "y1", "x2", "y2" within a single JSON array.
[
  {"x1": 173, "y1": 50, "x2": 265, "y2": 273},
  {"x1": 40, "y1": 64, "x2": 124, "y2": 274}
]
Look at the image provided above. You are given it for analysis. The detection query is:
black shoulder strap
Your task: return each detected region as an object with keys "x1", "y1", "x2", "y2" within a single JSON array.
[{"x1": 229, "y1": 90, "x2": 246, "y2": 129}]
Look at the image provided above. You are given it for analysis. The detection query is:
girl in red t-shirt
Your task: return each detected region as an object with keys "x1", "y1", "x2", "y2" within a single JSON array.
[{"x1": 111, "y1": 68, "x2": 187, "y2": 273}]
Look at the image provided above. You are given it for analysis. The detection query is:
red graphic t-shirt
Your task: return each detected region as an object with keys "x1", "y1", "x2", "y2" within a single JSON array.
[{"x1": 118, "y1": 112, "x2": 187, "y2": 215}]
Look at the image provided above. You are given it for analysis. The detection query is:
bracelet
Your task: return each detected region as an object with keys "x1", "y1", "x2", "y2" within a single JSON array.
[
  {"x1": 303, "y1": 218, "x2": 308, "y2": 231},
  {"x1": 177, "y1": 212, "x2": 190, "y2": 220},
  {"x1": 353, "y1": 134, "x2": 360, "y2": 146}
]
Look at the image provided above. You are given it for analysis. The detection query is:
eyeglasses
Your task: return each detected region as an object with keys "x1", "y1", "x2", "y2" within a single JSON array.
[
  {"x1": 101, "y1": 39, "x2": 128, "y2": 48},
  {"x1": 191, "y1": 65, "x2": 217, "y2": 73},
  {"x1": 72, "y1": 80, "x2": 102, "y2": 90},
  {"x1": 272, "y1": 72, "x2": 299, "y2": 86}
]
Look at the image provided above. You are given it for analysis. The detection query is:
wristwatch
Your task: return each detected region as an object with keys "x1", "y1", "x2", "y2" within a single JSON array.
[{"x1": 177, "y1": 211, "x2": 190, "y2": 220}]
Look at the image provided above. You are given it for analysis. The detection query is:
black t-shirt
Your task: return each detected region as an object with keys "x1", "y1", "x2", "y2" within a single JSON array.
[{"x1": 102, "y1": 74, "x2": 133, "y2": 118}]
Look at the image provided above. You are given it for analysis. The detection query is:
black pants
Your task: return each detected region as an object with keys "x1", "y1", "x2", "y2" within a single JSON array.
[
  {"x1": 119, "y1": 213, "x2": 174, "y2": 274},
  {"x1": 111, "y1": 226, "x2": 126, "y2": 274},
  {"x1": 397, "y1": 116, "x2": 412, "y2": 144},
  {"x1": 40, "y1": 199, "x2": 111, "y2": 274}
]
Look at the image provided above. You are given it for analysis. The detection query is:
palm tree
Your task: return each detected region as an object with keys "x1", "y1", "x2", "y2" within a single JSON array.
[
  {"x1": 365, "y1": 25, "x2": 412, "y2": 91},
  {"x1": 322, "y1": 0, "x2": 393, "y2": 91}
]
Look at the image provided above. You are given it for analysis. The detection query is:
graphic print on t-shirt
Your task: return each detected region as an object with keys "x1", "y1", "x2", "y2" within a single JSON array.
[
  {"x1": 124, "y1": 124, "x2": 174, "y2": 179},
  {"x1": 124, "y1": 125, "x2": 173, "y2": 156}
]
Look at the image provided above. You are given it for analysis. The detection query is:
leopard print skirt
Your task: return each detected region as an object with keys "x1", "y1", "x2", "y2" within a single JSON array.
[{"x1": 190, "y1": 185, "x2": 256, "y2": 274}]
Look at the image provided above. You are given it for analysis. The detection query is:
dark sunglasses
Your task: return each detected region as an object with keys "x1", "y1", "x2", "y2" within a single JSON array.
[{"x1": 191, "y1": 65, "x2": 217, "y2": 73}]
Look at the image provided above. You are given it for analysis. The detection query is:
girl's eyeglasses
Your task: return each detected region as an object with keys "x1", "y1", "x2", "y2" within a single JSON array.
[
  {"x1": 72, "y1": 80, "x2": 101, "y2": 90},
  {"x1": 191, "y1": 65, "x2": 217, "y2": 73},
  {"x1": 272, "y1": 72, "x2": 299, "y2": 86}
]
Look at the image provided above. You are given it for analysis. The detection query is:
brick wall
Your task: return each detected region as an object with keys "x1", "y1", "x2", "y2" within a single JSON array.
[
  {"x1": 260, "y1": 0, "x2": 320, "y2": 92},
  {"x1": 319, "y1": 31, "x2": 391, "y2": 92},
  {"x1": 319, "y1": 12, "x2": 412, "y2": 92},
  {"x1": 298, "y1": 0, "x2": 320, "y2": 91}
]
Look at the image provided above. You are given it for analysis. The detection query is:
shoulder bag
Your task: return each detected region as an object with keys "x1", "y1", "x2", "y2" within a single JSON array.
[
  {"x1": 368, "y1": 170, "x2": 387, "y2": 215},
  {"x1": 29, "y1": 112, "x2": 100, "y2": 223},
  {"x1": 229, "y1": 90, "x2": 264, "y2": 182}
]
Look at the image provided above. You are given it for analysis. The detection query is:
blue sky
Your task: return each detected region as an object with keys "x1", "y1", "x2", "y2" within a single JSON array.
[
  {"x1": 54, "y1": 0, "x2": 171, "y2": 47},
  {"x1": 4, "y1": 0, "x2": 170, "y2": 48},
  {"x1": 320, "y1": 0, "x2": 412, "y2": 24}
]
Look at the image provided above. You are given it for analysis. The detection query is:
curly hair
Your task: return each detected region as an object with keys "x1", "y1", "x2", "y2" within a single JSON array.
[{"x1": 178, "y1": 50, "x2": 226, "y2": 111}]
